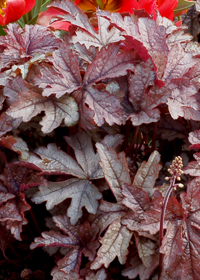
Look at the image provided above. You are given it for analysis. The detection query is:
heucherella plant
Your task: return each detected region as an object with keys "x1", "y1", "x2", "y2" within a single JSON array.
[{"x1": 0, "y1": 0, "x2": 200, "y2": 279}]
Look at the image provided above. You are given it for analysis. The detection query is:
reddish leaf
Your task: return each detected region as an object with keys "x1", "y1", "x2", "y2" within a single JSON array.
[
  {"x1": 26, "y1": 143, "x2": 85, "y2": 177},
  {"x1": 30, "y1": 230, "x2": 79, "y2": 250},
  {"x1": 134, "y1": 233, "x2": 159, "y2": 269},
  {"x1": 49, "y1": 0, "x2": 96, "y2": 34},
  {"x1": 0, "y1": 24, "x2": 60, "y2": 70},
  {"x1": 121, "y1": 184, "x2": 152, "y2": 236},
  {"x1": 31, "y1": 179, "x2": 102, "y2": 225},
  {"x1": 0, "y1": 163, "x2": 45, "y2": 193},
  {"x1": 133, "y1": 150, "x2": 162, "y2": 197},
  {"x1": 91, "y1": 218, "x2": 133, "y2": 269},
  {"x1": 162, "y1": 44, "x2": 197, "y2": 81},
  {"x1": 72, "y1": 89, "x2": 96, "y2": 130},
  {"x1": 142, "y1": 194, "x2": 183, "y2": 236},
  {"x1": 96, "y1": 143, "x2": 131, "y2": 203},
  {"x1": 64, "y1": 131, "x2": 103, "y2": 180},
  {"x1": 0, "y1": 136, "x2": 29, "y2": 160},
  {"x1": 31, "y1": 214, "x2": 99, "y2": 277},
  {"x1": 71, "y1": 17, "x2": 124, "y2": 49},
  {"x1": 97, "y1": 11, "x2": 168, "y2": 65},
  {"x1": 167, "y1": 87, "x2": 200, "y2": 121},
  {"x1": 85, "y1": 268, "x2": 107, "y2": 280},
  {"x1": 160, "y1": 178, "x2": 200, "y2": 279},
  {"x1": 129, "y1": 85, "x2": 169, "y2": 126},
  {"x1": 0, "y1": 193, "x2": 31, "y2": 240},
  {"x1": 73, "y1": 43, "x2": 97, "y2": 65},
  {"x1": 51, "y1": 269, "x2": 82, "y2": 280},
  {"x1": 84, "y1": 86, "x2": 125, "y2": 126},
  {"x1": 28, "y1": 132, "x2": 113, "y2": 224},
  {"x1": 35, "y1": 44, "x2": 82, "y2": 98},
  {"x1": 83, "y1": 43, "x2": 135, "y2": 85},
  {"x1": 128, "y1": 60, "x2": 155, "y2": 108},
  {"x1": 0, "y1": 112, "x2": 22, "y2": 138},
  {"x1": 89, "y1": 200, "x2": 126, "y2": 236},
  {"x1": 122, "y1": 255, "x2": 157, "y2": 280},
  {"x1": 6, "y1": 90, "x2": 79, "y2": 133},
  {"x1": 188, "y1": 129, "x2": 200, "y2": 149},
  {"x1": 157, "y1": 114, "x2": 187, "y2": 141},
  {"x1": 184, "y1": 152, "x2": 200, "y2": 176},
  {"x1": 3, "y1": 75, "x2": 40, "y2": 104},
  {"x1": 30, "y1": 215, "x2": 81, "y2": 275}
]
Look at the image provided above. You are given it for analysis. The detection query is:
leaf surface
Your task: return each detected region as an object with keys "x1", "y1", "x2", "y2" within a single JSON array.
[
  {"x1": 26, "y1": 143, "x2": 85, "y2": 177},
  {"x1": 83, "y1": 43, "x2": 135, "y2": 85},
  {"x1": 64, "y1": 131, "x2": 103, "y2": 180},
  {"x1": 84, "y1": 86, "x2": 124, "y2": 126},
  {"x1": 122, "y1": 255, "x2": 158, "y2": 280},
  {"x1": 32, "y1": 179, "x2": 102, "y2": 225},
  {"x1": 35, "y1": 44, "x2": 82, "y2": 98},
  {"x1": 96, "y1": 143, "x2": 131, "y2": 203},
  {"x1": 0, "y1": 23, "x2": 60, "y2": 69},
  {"x1": 133, "y1": 150, "x2": 162, "y2": 197},
  {"x1": 160, "y1": 178, "x2": 200, "y2": 280},
  {"x1": 91, "y1": 218, "x2": 132, "y2": 269},
  {"x1": 49, "y1": 0, "x2": 96, "y2": 36},
  {"x1": 7, "y1": 91, "x2": 79, "y2": 133},
  {"x1": 71, "y1": 16, "x2": 124, "y2": 49}
]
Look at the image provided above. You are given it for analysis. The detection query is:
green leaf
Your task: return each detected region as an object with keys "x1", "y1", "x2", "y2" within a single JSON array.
[
  {"x1": 174, "y1": 0, "x2": 195, "y2": 14},
  {"x1": 0, "y1": 25, "x2": 7, "y2": 36}
]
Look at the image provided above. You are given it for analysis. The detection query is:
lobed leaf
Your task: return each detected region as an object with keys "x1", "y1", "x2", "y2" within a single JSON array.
[
  {"x1": 162, "y1": 44, "x2": 197, "y2": 81},
  {"x1": 0, "y1": 136, "x2": 29, "y2": 160},
  {"x1": 6, "y1": 91, "x2": 79, "y2": 133},
  {"x1": 133, "y1": 150, "x2": 162, "y2": 197},
  {"x1": 32, "y1": 179, "x2": 102, "y2": 225},
  {"x1": 188, "y1": 129, "x2": 200, "y2": 149},
  {"x1": 35, "y1": 44, "x2": 82, "y2": 98},
  {"x1": 84, "y1": 86, "x2": 125, "y2": 126},
  {"x1": 85, "y1": 268, "x2": 107, "y2": 280},
  {"x1": 0, "y1": 112, "x2": 22, "y2": 138},
  {"x1": 83, "y1": 43, "x2": 135, "y2": 85},
  {"x1": 122, "y1": 255, "x2": 158, "y2": 280},
  {"x1": 96, "y1": 143, "x2": 131, "y2": 203},
  {"x1": 91, "y1": 218, "x2": 132, "y2": 269},
  {"x1": 49, "y1": 0, "x2": 96, "y2": 36},
  {"x1": 64, "y1": 131, "x2": 103, "y2": 180},
  {"x1": 134, "y1": 233, "x2": 159, "y2": 269},
  {"x1": 0, "y1": 23, "x2": 60, "y2": 70},
  {"x1": 26, "y1": 143, "x2": 85, "y2": 177},
  {"x1": 160, "y1": 178, "x2": 200, "y2": 279},
  {"x1": 97, "y1": 11, "x2": 168, "y2": 66},
  {"x1": 71, "y1": 16, "x2": 124, "y2": 49}
]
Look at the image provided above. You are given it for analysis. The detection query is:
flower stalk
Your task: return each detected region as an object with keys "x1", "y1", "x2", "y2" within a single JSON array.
[{"x1": 159, "y1": 156, "x2": 184, "y2": 278}]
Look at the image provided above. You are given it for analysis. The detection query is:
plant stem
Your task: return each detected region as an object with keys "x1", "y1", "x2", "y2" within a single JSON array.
[
  {"x1": 125, "y1": 125, "x2": 139, "y2": 155},
  {"x1": 29, "y1": 208, "x2": 41, "y2": 235},
  {"x1": 0, "y1": 149, "x2": 7, "y2": 165},
  {"x1": 158, "y1": 177, "x2": 175, "y2": 279},
  {"x1": 151, "y1": 122, "x2": 157, "y2": 152}
]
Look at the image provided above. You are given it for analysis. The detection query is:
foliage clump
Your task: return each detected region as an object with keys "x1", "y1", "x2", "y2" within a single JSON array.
[{"x1": 0, "y1": 0, "x2": 200, "y2": 279}]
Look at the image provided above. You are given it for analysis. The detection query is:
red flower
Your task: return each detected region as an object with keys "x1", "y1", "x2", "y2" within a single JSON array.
[
  {"x1": 0, "y1": 0, "x2": 35, "y2": 26},
  {"x1": 119, "y1": 0, "x2": 178, "y2": 21},
  {"x1": 157, "y1": 0, "x2": 178, "y2": 20},
  {"x1": 119, "y1": 0, "x2": 156, "y2": 15},
  {"x1": 37, "y1": 7, "x2": 70, "y2": 31}
]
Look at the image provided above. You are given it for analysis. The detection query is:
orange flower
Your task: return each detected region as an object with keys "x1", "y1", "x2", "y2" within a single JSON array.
[
  {"x1": 75, "y1": 0, "x2": 124, "y2": 13},
  {"x1": 0, "y1": 0, "x2": 35, "y2": 26}
]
